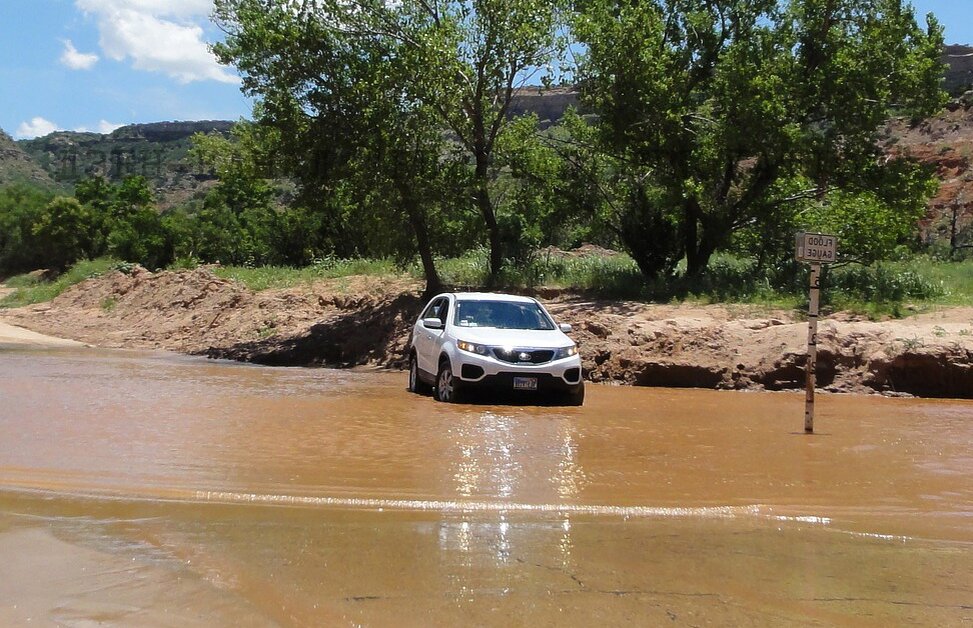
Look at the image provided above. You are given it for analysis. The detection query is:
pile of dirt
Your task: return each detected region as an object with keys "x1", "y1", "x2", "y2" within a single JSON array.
[
  {"x1": 2, "y1": 267, "x2": 425, "y2": 368},
  {"x1": 4, "y1": 267, "x2": 973, "y2": 398}
]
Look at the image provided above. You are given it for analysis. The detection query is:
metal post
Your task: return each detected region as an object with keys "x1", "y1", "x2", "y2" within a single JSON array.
[{"x1": 805, "y1": 263, "x2": 820, "y2": 434}]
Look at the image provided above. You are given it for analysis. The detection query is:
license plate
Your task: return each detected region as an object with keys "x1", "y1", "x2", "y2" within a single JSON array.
[{"x1": 513, "y1": 377, "x2": 538, "y2": 391}]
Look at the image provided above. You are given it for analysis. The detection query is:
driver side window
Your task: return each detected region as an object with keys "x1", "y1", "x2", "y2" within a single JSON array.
[
  {"x1": 422, "y1": 298, "x2": 449, "y2": 325},
  {"x1": 437, "y1": 300, "x2": 450, "y2": 324}
]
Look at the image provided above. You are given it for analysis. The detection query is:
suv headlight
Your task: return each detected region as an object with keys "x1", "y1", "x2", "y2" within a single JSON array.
[
  {"x1": 553, "y1": 345, "x2": 578, "y2": 360},
  {"x1": 457, "y1": 340, "x2": 490, "y2": 355}
]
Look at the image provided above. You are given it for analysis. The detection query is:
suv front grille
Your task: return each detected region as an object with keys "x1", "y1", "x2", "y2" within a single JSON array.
[{"x1": 492, "y1": 348, "x2": 555, "y2": 364}]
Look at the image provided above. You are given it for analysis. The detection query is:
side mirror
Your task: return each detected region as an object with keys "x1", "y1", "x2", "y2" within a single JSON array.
[
  {"x1": 422, "y1": 317, "x2": 444, "y2": 330},
  {"x1": 559, "y1": 323, "x2": 573, "y2": 333}
]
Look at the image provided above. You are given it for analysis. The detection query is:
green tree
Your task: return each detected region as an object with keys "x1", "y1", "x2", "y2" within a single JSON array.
[
  {"x1": 31, "y1": 196, "x2": 98, "y2": 271},
  {"x1": 107, "y1": 206, "x2": 173, "y2": 269},
  {"x1": 189, "y1": 125, "x2": 283, "y2": 265},
  {"x1": 0, "y1": 184, "x2": 53, "y2": 274},
  {"x1": 72, "y1": 175, "x2": 174, "y2": 267},
  {"x1": 495, "y1": 112, "x2": 617, "y2": 261},
  {"x1": 114, "y1": 175, "x2": 154, "y2": 214},
  {"x1": 395, "y1": 0, "x2": 568, "y2": 283},
  {"x1": 212, "y1": 0, "x2": 567, "y2": 288},
  {"x1": 74, "y1": 175, "x2": 116, "y2": 213},
  {"x1": 212, "y1": 2, "x2": 450, "y2": 291},
  {"x1": 574, "y1": 0, "x2": 946, "y2": 279}
]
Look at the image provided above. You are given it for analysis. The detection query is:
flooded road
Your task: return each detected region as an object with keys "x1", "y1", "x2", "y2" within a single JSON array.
[{"x1": 1, "y1": 345, "x2": 971, "y2": 626}]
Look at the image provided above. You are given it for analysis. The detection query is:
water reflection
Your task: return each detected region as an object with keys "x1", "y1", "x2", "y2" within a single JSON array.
[{"x1": 440, "y1": 410, "x2": 585, "y2": 572}]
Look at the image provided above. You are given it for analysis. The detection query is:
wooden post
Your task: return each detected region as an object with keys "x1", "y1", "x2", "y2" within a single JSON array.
[{"x1": 805, "y1": 263, "x2": 820, "y2": 434}]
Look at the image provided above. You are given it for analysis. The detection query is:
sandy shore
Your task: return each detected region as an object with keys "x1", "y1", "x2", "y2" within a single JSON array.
[
  {"x1": 1, "y1": 283, "x2": 82, "y2": 346},
  {"x1": 0, "y1": 319, "x2": 83, "y2": 347}
]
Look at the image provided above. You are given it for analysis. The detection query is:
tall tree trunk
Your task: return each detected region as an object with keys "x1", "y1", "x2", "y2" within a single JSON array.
[
  {"x1": 400, "y1": 188, "x2": 441, "y2": 298},
  {"x1": 688, "y1": 214, "x2": 722, "y2": 278},
  {"x1": 687, "y1": 237, "x2": 716, "y2": 278},
  {"x1": 683, "y1": 197, "x2": 703, "y2": 277},
  {"x1": 474, "y1": 154, "x2": 503, "y2": 287}
]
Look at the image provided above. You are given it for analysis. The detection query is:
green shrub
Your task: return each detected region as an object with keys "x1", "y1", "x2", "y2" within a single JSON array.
[
  {"x1": 829, "y1": 263, "x2": 946, "y2": 302},
  {"x1": 1, "y1": 257, "x2": 121, "y2": 308}
]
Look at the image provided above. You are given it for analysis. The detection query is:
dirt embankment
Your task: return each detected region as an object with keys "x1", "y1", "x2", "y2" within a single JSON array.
[{"x1": 3, "y1": 266, "x2": 973, "y2": 398}]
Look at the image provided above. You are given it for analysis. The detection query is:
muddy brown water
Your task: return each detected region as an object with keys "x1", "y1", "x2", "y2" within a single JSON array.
[{"x1": 0, "y1": 345, "x2": 971, "y2": 626}]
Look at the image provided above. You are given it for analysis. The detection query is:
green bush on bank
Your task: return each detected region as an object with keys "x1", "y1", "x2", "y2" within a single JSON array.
[
  {"x1": 428, "y1": 250, "x2": 966, "y2": 317},
  {"x1": 0, "y1": 258, "x2": 123, "y2": 308}
]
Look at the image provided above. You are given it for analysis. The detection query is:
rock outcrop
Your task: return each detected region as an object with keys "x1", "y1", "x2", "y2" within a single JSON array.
[
  {"x1": 945, "y1": 45, "x2": 973, "y2": 95},
  {"x1": 0, "y1": 128, "x2": 56, "y2": 188}
]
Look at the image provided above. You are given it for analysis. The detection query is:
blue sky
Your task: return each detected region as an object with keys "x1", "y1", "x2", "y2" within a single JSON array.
[{"x1": 0, "y1": 0, "x2": 970, "y2": 139}]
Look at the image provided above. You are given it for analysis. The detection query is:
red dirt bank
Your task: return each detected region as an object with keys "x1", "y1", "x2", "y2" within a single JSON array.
[{"x1": 3, "y1": 266, "x2": 973, "y2": 398}]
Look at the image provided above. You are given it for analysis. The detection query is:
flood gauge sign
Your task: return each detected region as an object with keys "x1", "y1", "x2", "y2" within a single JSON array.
[
  {"x1": 795, "y1": 231, "x2": 838, "y2": 435},
  {"x1": 795, "y1": 232, "x2": 837, "y2": 263}
]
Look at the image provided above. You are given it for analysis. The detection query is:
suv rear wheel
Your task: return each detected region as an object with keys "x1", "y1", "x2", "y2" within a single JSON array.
[{"x1": 408, "y1": 353, "x2": 431, "y2": 395}]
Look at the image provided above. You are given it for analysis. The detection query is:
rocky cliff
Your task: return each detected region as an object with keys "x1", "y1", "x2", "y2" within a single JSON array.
[
  {"x1": 16, "y1": 120, "x2": 232, "y2": 207},
  {"x1": 508, "y1": 86, "x2": 580, "y2": 126},
  {"x1": 0, "y1": 128, "x2": 55, "y2": 188},
  {"x1": 945, "y1": 45, "x2": 973, "y2": 95}
]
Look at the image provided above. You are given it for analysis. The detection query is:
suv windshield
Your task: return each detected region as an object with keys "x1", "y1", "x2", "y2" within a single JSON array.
[{"x1": 454, "y1": 300, "x2": 555, "y2": 330}]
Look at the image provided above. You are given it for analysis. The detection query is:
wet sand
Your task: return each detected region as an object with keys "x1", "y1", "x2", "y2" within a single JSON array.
[
  {"x1": 0, "y1": 319, "x2": 82, "y2": 347},
  {"x1": 1, "y1": 346, "x2": 972, "y2": 626},
  {"x1": 0, "y1": 521, "x2": 271, "y2": 627}
]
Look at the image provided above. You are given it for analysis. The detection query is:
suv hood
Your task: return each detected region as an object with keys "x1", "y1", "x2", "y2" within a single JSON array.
[{"x1": 452, "y1": 327, "x2": 572, "y2": 349}]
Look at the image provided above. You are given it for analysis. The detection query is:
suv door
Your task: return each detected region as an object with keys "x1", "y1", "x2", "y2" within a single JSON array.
[
  {"x1": 429, "y1": 296, "x2": 450, "y2": 368},
  {"x1": 414, "y1": 297, "x2": 447, "y2": 375}
]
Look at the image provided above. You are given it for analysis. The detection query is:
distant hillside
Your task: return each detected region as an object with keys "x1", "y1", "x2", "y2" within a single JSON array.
[
  {"x1": 508, "y1": 86, "x2": 580, "y2": 127},
  {"x1": 17, "y1": 120, "x2": 234, "y2": 208},
  {"x1": 0, "y1": 128, "x2": 56, "y2": 189}
]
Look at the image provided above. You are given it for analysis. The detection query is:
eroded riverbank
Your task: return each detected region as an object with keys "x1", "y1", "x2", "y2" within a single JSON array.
[{"x1": 3, "y1": 266, "x2": 973, "y2": 397}]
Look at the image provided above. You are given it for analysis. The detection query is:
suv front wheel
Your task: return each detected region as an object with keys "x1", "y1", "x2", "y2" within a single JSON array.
[{"x1": 435, "y1": 359, "x2": 463, "y2": 403}]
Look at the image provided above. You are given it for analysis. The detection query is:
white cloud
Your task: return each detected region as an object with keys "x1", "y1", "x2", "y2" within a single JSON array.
[
  {"x1": 75, "y1": 0, "x2": 239, "y2": 84},
  {"x1": 76, "y1": 0, "x2": 213, "y2": 19},
  {"x1": 73, "y1": 120, "x2": 125, "y2": 134},
  {"x1": 97, "y1": 119, "x2": 125, "y2": 133},
  {"x1": 15, "y1": 117, "x2": 62, "y2": 139},
  {"x1": 60, "y1": 39, "x2": 100, "y2": 70}
]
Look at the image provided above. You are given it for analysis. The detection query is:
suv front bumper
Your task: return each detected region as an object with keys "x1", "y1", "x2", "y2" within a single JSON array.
[{"x1": 454, "y1": 352, "x2": 583, "y2": 392}]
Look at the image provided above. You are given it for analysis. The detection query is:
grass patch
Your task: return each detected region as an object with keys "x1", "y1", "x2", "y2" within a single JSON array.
[
  {"x1": 1, "y1": 258, "x2": 122, "y2": 308},
  {"x1": 822, "y1": 257, "x2": 965, "y2": 318},
  {"x1": 4, "y1": 253, "x2": 969, "y2": 318},
  {"x1": 423, "y1": 250, "x2": 969, "y2": 314},
  {"x1": 211, "y1": 257, "x2": 400, "y2": 292},
  {"x1": 431, "y1": 249, "x2": 649, "y2": 298}
]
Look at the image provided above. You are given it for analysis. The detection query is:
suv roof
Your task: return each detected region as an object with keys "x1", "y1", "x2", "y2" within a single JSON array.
[{"x1": 451, "y1": 292, "x2": 536, "y2": 303}]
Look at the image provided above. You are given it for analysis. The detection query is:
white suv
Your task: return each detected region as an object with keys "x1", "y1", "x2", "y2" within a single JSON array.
[{"x1": 408, "y1": 292, "x2": 584, "y2": 405}]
